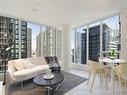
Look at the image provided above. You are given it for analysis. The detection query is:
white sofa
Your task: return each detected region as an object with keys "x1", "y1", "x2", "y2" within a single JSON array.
[{"x1": 7, "y1": 57, "x2": 49, "y2": 84}]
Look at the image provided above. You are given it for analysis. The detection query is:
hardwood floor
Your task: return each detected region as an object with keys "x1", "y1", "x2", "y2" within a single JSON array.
[{"x1": 6, "y1": 85, "x2": 46, "y2": 95}]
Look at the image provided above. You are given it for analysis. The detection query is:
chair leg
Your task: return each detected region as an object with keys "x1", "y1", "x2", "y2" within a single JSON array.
[
  {"x1": 90, "y1": 74, "x2": 96, "y2": 92},
  {"x1": 123, "y1": 80, "x2": 126, "y2": 95},
  {"x1": 113, "y1": 75, "x2": 115, "y2": 94},
  {"x1": 119, "y1": 76, "x2": 122, "y2": 95},
  {"x1": 87, "y1": 72, "x2": 91, "y2": 85},
  {"x1": 125, "y1": 81, "x2": 127, "y2": 94},
  {"x1": 104, "y1": 73, "x2": 108, "y2": 90},
  {"x1": 21, "y1": 81, "x2": 24, "y2": 95},
  {"x1": 100, "y1": 74, "x2": 102, "y2": 87}
]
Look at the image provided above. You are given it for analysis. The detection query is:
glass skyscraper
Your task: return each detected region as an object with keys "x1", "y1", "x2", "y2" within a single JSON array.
[{"x1": 80, "y1": 24, "x2": 116, "y2": 64}]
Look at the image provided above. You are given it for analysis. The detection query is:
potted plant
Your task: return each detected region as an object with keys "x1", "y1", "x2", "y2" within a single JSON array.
[{"x1": 108, "y1": 49, "x2": 117, "y2": 60}]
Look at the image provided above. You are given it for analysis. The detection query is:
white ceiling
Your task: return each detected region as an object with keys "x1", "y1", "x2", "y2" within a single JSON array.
[{"x1": 0, "y1": 0, "x2": 127, "y2": 27}]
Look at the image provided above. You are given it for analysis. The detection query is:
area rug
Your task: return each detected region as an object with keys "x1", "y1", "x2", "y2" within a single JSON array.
[{"x1": 8, "y1": 71, "x2": 87, "y2": 95}]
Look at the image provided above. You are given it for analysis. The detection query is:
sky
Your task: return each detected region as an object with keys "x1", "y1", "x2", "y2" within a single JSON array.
[
  {"x1": 27, "y1": 23, "x2": 46, "y2": 51},
  {"x1": 27, "y1": 23, "x2": 40, "y2": 51}
]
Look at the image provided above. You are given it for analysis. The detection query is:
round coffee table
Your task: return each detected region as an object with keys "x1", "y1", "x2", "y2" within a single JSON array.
[{"x1": 33, "y1": 71, "x2": 64, "y2": 95}]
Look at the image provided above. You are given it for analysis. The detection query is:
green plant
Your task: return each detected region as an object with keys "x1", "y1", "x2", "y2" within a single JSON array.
[{"x1": 108, "y1": 49, "x2": 116, "y2": 59}]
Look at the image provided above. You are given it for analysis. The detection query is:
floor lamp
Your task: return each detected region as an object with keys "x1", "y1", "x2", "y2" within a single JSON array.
[{"x1": 3, "y1": 47, "x2": 11, "y2": 85}]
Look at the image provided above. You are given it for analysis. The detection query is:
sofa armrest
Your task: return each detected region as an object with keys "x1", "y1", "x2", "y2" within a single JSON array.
[{"x1": 8, "y1": 60, "x2": 17, "y2": 82}]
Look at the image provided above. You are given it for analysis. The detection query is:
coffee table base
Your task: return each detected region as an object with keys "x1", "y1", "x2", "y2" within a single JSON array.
[
  {"x1": 45, "y1": 82, "x2": 63, "y2": 95},
  {"x1": 33, "y1": 72, "x2": 64, "y2": 95}
]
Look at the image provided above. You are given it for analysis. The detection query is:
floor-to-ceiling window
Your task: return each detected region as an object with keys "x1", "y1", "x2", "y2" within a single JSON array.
[
  {"x1": 0, "y1": 15, "x2": 62, "y2": 82},
  {"x1": 75, "y1": 27, "x2": 83, "y2": 64},
  {"x1": 28, "y1": 23, "x2": 62, "y2": 61},
  {"x1": 72, "y1": 15, "x2": 121, "y2": 64},
  {"x1": 71, "y1": 26, "x2": 87, "y2": 64}
]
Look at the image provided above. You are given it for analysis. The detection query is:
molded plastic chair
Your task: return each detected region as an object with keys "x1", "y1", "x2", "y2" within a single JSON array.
[
  {"x1": 114, "y1": 63, "x2": 127, "y2": 95},
  {"x1": 87, "y1": 60, "x2": 108, "y2": 92}
]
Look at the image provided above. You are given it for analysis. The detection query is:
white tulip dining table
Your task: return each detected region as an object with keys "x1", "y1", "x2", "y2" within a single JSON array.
[{"x1": 99, "y1": 58, "x2": 126, "y2": 94}]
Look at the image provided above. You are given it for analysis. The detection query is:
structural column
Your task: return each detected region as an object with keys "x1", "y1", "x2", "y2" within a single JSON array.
[
  {"x1": 62, "y1": 24, "x2": 71, "y2": 70},
  {"x1": 19, "y1": 20, "x2": 22, "y2": 59}
]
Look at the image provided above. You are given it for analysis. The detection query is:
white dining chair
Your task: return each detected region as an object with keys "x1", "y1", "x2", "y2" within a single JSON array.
[
  {"x1": 87, "y1": 60, "x2": 108, "y2": 92},
  {"x1": 114, "y1": 63, "x2": 127, "y2": 95}
]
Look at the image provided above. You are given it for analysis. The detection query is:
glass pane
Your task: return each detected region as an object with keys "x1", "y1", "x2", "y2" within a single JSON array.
[
  {"x1": 102, "y1": 15, "x2": 120, "y2": 57},
  {"x1": 89, "y1": 21, "x2": 100, "y2": 62},
  {"x1": 81, "y1": 28, "x2": 87, "y2": 64},
  {"x1": 34, "y1": 25, "x2": 62, "y2": 61},
  {"x1": 71, "y1": 29, "x2": 75, "y2": 63},
  {"x1": 75, "y1": 26, "x2": 87, "y2": 64},
  {"x1": 27, "y1": 23, "x2": 41, "y2": 57}
]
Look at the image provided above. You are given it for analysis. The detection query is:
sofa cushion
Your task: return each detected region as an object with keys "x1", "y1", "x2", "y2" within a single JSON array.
[
  {"x1": 30, "y1": 57, "x2": 47, "y2": 65},
  {"x1": 23, "y1": 59, "x2": 36, "y2": 69},
  {"x1": 14, "y1": 65, "x2": 49, "y2": 80},
  {"x1": 14, "y1": 59, "x2": 36, "y2": 70},
  {"x1": 14, "y1": 59, "x2": 26, "y2": 71}
]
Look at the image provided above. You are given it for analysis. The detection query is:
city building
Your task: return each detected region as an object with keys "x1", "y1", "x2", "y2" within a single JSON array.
[
  {"x1": 81, "y1": 32, "x2": 87, "y2": 64},
  {"x1": 36, "y1": 31, "x2": 44, "y2": 57},
  {"x1": 36, "y1": 35, "x2": 39, "y2": 57},
  {"x1": 27, "y1": 28, "x2": 32, "y2": 57},
  {"x1": 88, "y1": 25, "x2": 100, "y2": 62},
  {"x1": 79, "y1": 24, "x2": 119, "y2": 64},
  {"x1": 36, "y1": 26, "x2": 62, "y2": 61},
  {"x1": 11, "y1": 20, "x2": 28, "y2": 59},
  {"x1": 103, "y1": 24, "x2": 120, "y2": 51},
  {"x1": 0, "y1": 16, "x2": 14, "y2": 59},
  {"x1": 71, "y1": 49, "x2": 74, "y2": 63},
  {"x1": 0, "y1": 16, "x2": 30, "y2": 60},
  {"x1": 74, "y1": 32, "x2": 81, "y2": 63}
]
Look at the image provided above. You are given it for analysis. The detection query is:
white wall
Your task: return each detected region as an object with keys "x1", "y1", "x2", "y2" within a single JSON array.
[{"x1": 120, "y1": 8, "x2": 127, "y2": 60}]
